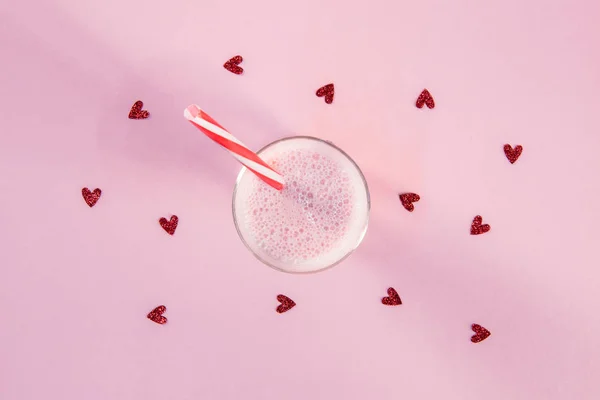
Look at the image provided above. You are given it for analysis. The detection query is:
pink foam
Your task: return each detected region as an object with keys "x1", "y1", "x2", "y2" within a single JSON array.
[{"x1": 244, "y1": 148, "x2": 354, "y2": 263}]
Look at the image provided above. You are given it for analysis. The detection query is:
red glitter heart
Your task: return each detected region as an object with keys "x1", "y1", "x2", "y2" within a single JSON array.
[
  {"x1": 316, "y1": 83, "x2": 335, "y2": 104},
  {"x1": 416, "y1": 89, "x2": 435, "y2": 109},
  {"x1": 128, "y1": 100, "x2": 149, "y2": 119},
  {"x1": 81, "y1": 187, "x2": 101, "y2": 207},
  {"x1": 147, "y1": 305, "x2": 167, "y2": 325},
  {"x1": 504, "y1": 144, "x2": 523, "y2": 164},
  {"x1": 471, "y1": 323, "x2": 491, "y2": 343},
  {"x1": 399, "y1": 193, "x2": 420, "y2": 212},
  {"x1": 470, "y1": 215, "x2": 491, "y2": 235},
  {"x1": 223, "y1": 55, "x2": 244, "y2": 75},
  {"x1": 276, "y1": 294, "x2": 296, "y2": 313},
  {"x1": 159, "y1": 215, "x2": 179, "y2": 235},
  {"x1": 381, "y1": 287, "x2": 402, "y2": 306}
]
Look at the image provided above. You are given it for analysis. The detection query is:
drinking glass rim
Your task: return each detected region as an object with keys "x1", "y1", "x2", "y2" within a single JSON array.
[{"x1": 232, "y1": 135, "x2": 371, "y2": 274}]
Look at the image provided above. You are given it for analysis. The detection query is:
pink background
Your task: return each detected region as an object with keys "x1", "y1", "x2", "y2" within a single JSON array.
[{"x1": 1, "y1": 0, "x2": 600, "y2": 399}]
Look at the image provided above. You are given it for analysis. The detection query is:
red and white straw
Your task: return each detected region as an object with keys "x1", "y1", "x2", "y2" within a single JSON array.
[{"x1": 184, "y1": 104, "x2": 284, "y2": 190}]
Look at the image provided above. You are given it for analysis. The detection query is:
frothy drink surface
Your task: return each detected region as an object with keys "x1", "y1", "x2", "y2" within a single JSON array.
[{"x1": 234, "y1": 138, "x2": 369, "y2": 272}]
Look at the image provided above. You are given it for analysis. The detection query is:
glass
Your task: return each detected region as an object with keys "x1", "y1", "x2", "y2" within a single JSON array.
[{"x1": 232, "y1": 136, "x2": 370, "y2": 273}]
